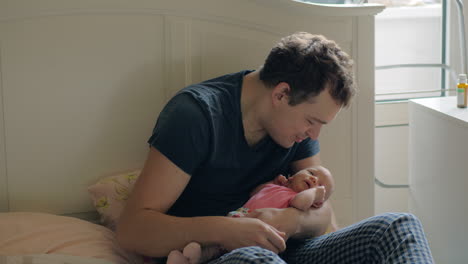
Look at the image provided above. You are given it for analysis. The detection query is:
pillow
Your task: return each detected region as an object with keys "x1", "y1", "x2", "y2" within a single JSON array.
[
  {"x1": 87, "y1": 170, "x2": 141, "y2": 230},
  {"x1": 0, "y1": 212, "x2": 143, "y2": 264}
]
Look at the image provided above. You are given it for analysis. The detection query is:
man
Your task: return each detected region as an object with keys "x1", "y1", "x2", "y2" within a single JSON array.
[{"x1": 116, "y1": 32, "x2": 434, "y2": 263}]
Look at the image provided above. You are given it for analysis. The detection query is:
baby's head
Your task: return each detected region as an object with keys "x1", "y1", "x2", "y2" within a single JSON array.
[{"x1": 286, "y1": 166, "x2": 334, "y2": 200}]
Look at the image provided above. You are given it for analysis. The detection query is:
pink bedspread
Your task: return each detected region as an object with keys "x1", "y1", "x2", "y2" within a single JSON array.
[{"x1": 0, "y1": 212, "x2": 142, "y2": 264}]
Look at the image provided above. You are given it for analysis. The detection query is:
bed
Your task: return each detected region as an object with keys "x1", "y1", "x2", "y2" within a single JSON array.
[{"x1": 0, "y1": 0, "x2": 384, "y2": 262}]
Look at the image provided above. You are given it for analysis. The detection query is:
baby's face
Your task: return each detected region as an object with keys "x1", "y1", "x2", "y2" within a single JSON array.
[{"x1": 287, "y1": 166, "x2": 333, "y2": 199}]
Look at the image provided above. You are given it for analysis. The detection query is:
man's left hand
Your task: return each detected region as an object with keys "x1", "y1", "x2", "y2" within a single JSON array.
[{"x1": 247, "y1": 207, "x2": 301, "y2": 240}]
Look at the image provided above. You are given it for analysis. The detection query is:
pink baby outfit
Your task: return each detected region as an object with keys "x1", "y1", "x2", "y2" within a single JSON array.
[
  {"x1": 244, "y1": 184, "x2": 296, "y2": 210},
  {"x1": 228, "y1": 184, "x2": 296, "y2": 217}
]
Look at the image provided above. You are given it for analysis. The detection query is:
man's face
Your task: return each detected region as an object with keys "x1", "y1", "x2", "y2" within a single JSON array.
[{"x1": 267, "y1": 86, "x2": 342, "y2": 149}]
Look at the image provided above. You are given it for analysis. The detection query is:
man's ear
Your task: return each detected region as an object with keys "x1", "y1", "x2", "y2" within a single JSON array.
[{"x1": 272, "y1": 82, "x2": 290, "y2": 105}]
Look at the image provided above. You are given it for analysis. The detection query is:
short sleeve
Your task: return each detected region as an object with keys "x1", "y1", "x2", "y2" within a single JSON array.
[
  {"x1": 291, "y1": 138, "x2": 320, "y2": 162},
  {"x1": 147, "y1": 93, "x2": 210, "y2": 175}
]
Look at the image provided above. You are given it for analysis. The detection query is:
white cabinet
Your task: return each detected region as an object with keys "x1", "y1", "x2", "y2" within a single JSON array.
[{"x1": 409, "y1": 97, "x2": 468, "y2": 263}]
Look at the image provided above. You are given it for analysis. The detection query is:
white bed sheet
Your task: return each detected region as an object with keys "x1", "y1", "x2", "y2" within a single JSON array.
[{"x1": 1, "y1": 254, "x2": 113, "y2": 264}]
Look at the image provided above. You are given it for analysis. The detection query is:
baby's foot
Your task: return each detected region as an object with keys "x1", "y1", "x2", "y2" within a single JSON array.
[
  {"x1": 182, "y1": 242, "x2": 202, "y2": 264},
  {"x1": 167, "y1": 250, "x2": 190, "y2": 264}
]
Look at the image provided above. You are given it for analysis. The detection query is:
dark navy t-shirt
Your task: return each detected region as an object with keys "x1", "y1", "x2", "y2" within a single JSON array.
[{"x1": 148, "y1": 70, "x2": 320, "y2": 217}]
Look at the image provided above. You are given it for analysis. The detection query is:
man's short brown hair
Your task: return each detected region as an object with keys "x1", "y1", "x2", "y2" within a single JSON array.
[{"x1": 259, "y1": 32, "x2": 356, "y2": 107}]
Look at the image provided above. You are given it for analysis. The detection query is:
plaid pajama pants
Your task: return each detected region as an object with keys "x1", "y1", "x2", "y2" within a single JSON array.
[{"x1": 207, "y1": 213, "x2": 434, "y2": 264}]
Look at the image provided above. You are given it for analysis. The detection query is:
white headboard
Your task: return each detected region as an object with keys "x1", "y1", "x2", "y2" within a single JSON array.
[{"x1": 0, "y1": 0, "x2": 384, "y2": 226}]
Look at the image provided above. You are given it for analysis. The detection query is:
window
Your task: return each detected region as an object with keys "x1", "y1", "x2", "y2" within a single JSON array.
[{"x1": 373, "y1": 0, "x2": 445, "y2": 101}]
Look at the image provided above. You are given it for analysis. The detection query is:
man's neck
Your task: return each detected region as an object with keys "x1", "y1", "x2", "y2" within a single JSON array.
[{"x1": 241, "y1": 71, "x2": 268, "y2": 146}]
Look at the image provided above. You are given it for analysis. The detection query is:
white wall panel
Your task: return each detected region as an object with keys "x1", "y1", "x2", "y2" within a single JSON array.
[
  {"x1": 352, "y1": 15, "x2": 378, "y2": 221},
  {"x1": 375, "y1": 126, "x2": 409, "y2": 184},
  {"x1": 0, "y1": 0, "x2": 384, "y2": 227},
  {"x1": 375, "y1": 102, "x2": 408, "y2": 126},
  {"x1": 0, "y1": 21, "x2": 8, "y2": 211},
  {"x1": 2, "y1": 15, "x2": 164, "y2": 213},
  {"x1": 375, "y1": 186, "x2": 409, "y2": 214},
  {"x1": 320, "y1": 110, "x2": 353, "y2": 199},
  {"x1": 331, "y1": 197, "x2": 353, "y2": 228},
  {"x1": 375, "y1": 125, "x2": 409, "y2": 213}
]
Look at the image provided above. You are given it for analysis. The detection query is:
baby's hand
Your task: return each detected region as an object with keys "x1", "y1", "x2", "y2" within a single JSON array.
[
  {"x1": 312, "y1": 186, "x2": 326, "y2": 208},
  {"x1": 274, "y1": 174, "x2": 288, "y2": 186}
]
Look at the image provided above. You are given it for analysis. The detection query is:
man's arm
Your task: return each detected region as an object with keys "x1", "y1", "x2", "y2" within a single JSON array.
[
  {"x1": 116, "y1": 147, "x2": 215, "y2": 256},
  {"x1": 116, "y1": 147, "x2": 286, "y2": 257},
  {"x1": 248, "y1": 202, "x2": 332, "y2": 239}
]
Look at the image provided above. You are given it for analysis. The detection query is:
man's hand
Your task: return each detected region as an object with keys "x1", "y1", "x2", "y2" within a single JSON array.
[
  {"x1": 247, "y1": 207, "x2": 301, "y2": 239},
  {"x1": 217, "y1": 217, "x2": 287, "y2": 253},
  {"x1": 248, "y1": 202, "x2": 333, "y2": 240}
]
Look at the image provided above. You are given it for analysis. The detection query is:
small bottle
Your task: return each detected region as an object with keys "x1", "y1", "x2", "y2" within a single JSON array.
[{"x1": 457, "y1": 74, "x2": 467, "y2": 108}]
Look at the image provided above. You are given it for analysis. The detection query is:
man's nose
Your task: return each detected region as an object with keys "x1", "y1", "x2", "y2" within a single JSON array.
[{"x1": 306, "y1": 125, "x2": 322, "y2": 140}]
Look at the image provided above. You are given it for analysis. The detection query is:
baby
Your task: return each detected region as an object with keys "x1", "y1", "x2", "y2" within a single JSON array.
[{"x1": 167, "y1": 165, "x2": 334, "y2": 264}]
